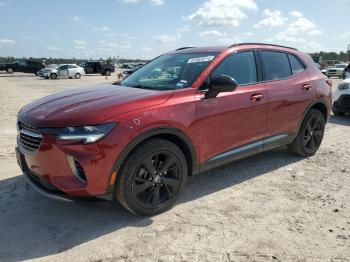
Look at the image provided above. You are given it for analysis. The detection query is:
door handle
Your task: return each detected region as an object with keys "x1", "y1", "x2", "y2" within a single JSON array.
[
  {"x1": 250, "y1": 94, "x2": 263, "y2": 102},
  {"x1": 302, "y1": 84, "x2": 312, "y2": 91}
]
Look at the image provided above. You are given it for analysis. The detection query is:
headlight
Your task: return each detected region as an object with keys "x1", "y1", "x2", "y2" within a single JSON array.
[
  {"x1": 338, "y1": 83, "x2": 349, "y2": 90},
  {"x1": 42, "y1": 123, "x2": 116, "y2": 144}
]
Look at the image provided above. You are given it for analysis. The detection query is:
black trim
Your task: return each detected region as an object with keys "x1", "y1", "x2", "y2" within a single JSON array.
[
  {"x1": 175, "y1": 47, "x2": 195, "y2": 51},
  {"x1": 200, "y1": 134, "x2": 292, "y2": 172}
]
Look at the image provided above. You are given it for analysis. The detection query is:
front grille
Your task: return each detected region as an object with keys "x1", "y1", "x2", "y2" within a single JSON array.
[{"x1": 18, "y1": 122, "x2": 43, "y2": 154}]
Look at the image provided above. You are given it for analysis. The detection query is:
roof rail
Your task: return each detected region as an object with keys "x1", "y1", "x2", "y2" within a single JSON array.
[
  {"x1": 229, "y1": 43, "x2": 298, "y2": 50},
  {"x1": 175, "y1": 46, "x2": 195, "y2": 51}
]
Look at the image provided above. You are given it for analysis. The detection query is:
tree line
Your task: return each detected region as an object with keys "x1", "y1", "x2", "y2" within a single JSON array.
[
  {"x1": 310, "y1": 50, "x2": 350, "y2": 63},
  {"x1": 0, "y1": 56, "x2": 149, "y2": 65}
]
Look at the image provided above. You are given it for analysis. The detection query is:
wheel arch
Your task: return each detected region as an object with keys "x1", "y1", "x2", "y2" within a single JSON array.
[
  {"x1": 108, "y1": 127, "x2": 199, "y2": 193},
  {"x1": 296, "y1": 99, "x2": 330, "y2": 135}
]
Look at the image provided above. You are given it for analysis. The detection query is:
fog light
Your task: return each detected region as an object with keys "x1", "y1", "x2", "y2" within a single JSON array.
[{"x1": 67, "y1": 155, "x2": 87, "y2": 184}]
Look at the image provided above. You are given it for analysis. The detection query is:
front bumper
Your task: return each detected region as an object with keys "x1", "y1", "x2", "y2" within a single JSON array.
[
  {"x1": 333, "y1": 94, "x2": 350, "y2": 113},
  {"x1": 16, "y1": 147, "x2": 113, "y2": 202}
]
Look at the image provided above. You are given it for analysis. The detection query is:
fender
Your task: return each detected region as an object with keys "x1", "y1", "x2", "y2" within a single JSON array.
[
  {"x1": 295, "y1": 98, "x2": 330, "y2": 136},
  {"x1": 107, "y1": 127, "x2": 199, "y2": 193}
]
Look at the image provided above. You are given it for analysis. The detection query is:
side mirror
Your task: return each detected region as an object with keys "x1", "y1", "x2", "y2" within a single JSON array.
[{"x1": 205, "y1": 75, "x2": 238, "y2": 99}]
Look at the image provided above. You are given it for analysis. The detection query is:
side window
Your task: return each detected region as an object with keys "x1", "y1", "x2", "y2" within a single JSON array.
[
  {"x1": 288, "y1": 54, "x2": 305, "y2": 75},
  {"x1": 18, "y1": 61, "x2": 27, "y2": 67},
  {"x1": 211, "y1": 51, "x2": 257, "y2": 85},
  {"x1": 261, "y1": 51, "x2": 291, "y2": 81},
  {"x1": 68, "y1": 65, "x2": 77, "y2": 69},
  {"x1": 59, "y1": 65, "x2": 68, "y2": 70}
]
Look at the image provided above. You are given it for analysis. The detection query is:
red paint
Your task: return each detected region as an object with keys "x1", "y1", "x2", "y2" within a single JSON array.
[{"x1": 18, "y1": 44, "x2": 332, "y2": 197}]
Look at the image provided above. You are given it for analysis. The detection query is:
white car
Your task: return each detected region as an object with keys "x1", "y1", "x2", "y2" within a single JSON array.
[
  {"x1": 326, "y1": 64, "x2": 347, "y2": 78},
  {"x1": 332, "y1": 78, "x2": 350, "y2": 116},
  {"x1": 39, "y1": 64, "x2": 85, "y2": 79}
]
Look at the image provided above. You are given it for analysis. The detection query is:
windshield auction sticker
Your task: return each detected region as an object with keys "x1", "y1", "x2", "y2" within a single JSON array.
[{"x1": 187, "y1": 56, "x2": 215, "y2": 64}]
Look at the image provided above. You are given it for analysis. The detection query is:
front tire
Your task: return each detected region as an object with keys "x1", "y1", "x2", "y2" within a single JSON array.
[
  {"x1": 7, "y1": 68, "x2": 14, "y2": 74},
  {"x1": 75, "y1": 73, "x2": 81, "y2": 79},
  {"x1": 115, "y1": 138, "x2": 188, "y2": 216},
  {"x1": 105, "y1": 70, "x2": 111, "y2": 76},
  {"x1": 50, "y1": 73, "x2": 57, "y2": 79},
  {"x1": 288, "y1": 109, "x2": 325, "y2": 157}
]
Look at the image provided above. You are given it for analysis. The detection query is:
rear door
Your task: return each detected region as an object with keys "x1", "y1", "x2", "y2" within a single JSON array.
[
  {"x1": 195, "y1": 51, "x2": 267, "y2": 164},
  {"x1": 261, "y1": 50, "x2": 314, "y2": 140}
]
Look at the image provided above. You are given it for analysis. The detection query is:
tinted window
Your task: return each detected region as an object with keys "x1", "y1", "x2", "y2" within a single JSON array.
[
  {"x1": 288, "y1": 54, "x2": 305, "y2": 75},
  {"x1": 262, "y1": 51, "x2": 291, "y2": 80},
  {"x1": 211, "y1": 51, "x2": 257, "y2": 85},
  {"x1": 68, "y1": 65, "x2": 77, "y2": 69},
  {"x1": 59, "y1": 65, "x2": 68, "y2": 70}
]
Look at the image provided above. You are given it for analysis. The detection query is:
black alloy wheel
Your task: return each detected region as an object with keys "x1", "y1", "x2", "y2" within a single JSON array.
[
  {"x1": 115, "y1": 138, "x2": 187, "y2": 216},
  {"x1": 132, "y1": 151, "x2": 182, "y2": 210}
]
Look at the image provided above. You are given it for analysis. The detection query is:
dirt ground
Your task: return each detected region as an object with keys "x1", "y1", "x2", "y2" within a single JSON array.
[{"x1": 0, "y1": 73, "x2": 349, "y2": 262}]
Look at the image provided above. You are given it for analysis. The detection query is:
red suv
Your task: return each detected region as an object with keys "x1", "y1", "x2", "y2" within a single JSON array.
[{"x1": 16, "y1": 43, "x2": 332, "y2": 215}]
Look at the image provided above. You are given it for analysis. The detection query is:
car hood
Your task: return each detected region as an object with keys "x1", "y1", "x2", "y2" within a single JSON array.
[{"x1": 18, "y1": 84, "x2": 174, "y2": 127}]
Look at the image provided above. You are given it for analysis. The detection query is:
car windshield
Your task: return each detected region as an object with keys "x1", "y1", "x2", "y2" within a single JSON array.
[
  {"x1": 121, "y1": 52, "x2": 218, "y2": 90},
  {"x1": 336, "y1": 64, "x2": 346, "y2": 68}
]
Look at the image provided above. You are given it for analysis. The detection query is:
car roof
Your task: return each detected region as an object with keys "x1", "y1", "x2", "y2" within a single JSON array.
[{"x1": 171, "y1": 43, "x2": 298, "y2": 54}]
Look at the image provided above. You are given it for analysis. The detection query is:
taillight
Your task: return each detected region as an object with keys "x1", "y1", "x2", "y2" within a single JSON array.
[{"x1": 325, "y1": 79, "x2": 332, "y2": 88}]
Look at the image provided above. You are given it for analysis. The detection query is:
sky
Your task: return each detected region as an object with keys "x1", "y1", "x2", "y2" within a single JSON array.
[{"x1": 0, "y1": 0, "x2": 349, "y2": 60}]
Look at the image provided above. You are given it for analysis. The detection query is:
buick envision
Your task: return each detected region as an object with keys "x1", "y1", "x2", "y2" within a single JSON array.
[{"x1": 16, "y1": 43, "x2": 332, "y2": 215}]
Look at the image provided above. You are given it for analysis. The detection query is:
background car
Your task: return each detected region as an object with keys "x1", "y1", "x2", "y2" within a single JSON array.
[
  {"x1": 39, "y1": 64, "x2": 85, "y2": 79},
  {"x1": 0, "y1": 60, "x2": 45, "y2": 75},
  {"x1": 326, "y1": 63, "x2": 347, "y2": 78},
  {"x1": 80, "y1": 61, "x2": 115, "y2": 76},
  {"x1": 333, "y1": 78, "x2": 350, "y2": 116}
]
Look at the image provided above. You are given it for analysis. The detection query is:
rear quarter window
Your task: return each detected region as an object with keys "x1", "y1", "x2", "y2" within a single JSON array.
[
  {"x1": 288, "y1": 54, "x2": 305, "y2": 75},
  {"x1": 261, "y1": 51, "x2": 291, "y2": 81}
]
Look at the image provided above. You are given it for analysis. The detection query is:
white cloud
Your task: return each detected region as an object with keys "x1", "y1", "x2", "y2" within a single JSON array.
[
  {"x1": 153, "y1": 34, "x2": 178, "y2": 45},
  {"x1": 254, "y1": 9, "x2": 288, "y2": 28},
  {"x1": 46, "y1": 45, "x2": 62, "y2": 51},
  {"x1": 73, "y1": 40, "x2": 87, "y2": 50},
  {"x1": 289, "y1": 11, "x2": 303, "y2": 18},
  {"x1": 302, "y1": 41, "x2": 323, "y2": 53},
  {"x1": 177, "y1": 25, "x2": 190, "y2": 38},
  {"x1": 186, "y1": 0, "x2": 257, "y2": 27},
  {"x1": 199, "y1": 30, "x2": 227, "y2": 39},
  {"x1": 0, "y1": 39, "x2": 16, "y2": 44},
  {"x1": 268, "y1": 11, "x2": 322, "y2": 45},
  {"x1": 93, "y1": 26, "x2": 109, "y2": 32},
  {"x1": 122, "y1": 0, "x2": 164, "y2": 5},
  {"x1": 142, "y1": 46, "x2": 152, "y2": 51},
  {"x1": 151, "y1": 0, "x2": 164, "y2": 5},
  {"x1": 74, "y1": 40, "x2": 87, "y2": 45},
  {"x1": 68, "y1": 14, "x2": 81, "y2": 23},
  {"x1": 307, "y1": 29, "x2": 323, "y2": 36}
]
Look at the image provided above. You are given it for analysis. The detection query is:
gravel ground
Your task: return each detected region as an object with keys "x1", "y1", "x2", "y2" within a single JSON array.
[{"x1": 0, "y1": 73, "x2": 349, "y2": 262}]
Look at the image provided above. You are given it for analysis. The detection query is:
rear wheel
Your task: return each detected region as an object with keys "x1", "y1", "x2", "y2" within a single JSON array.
[
  {"x1": 105, "y1": 70, "x2": 111, "y2": 76},
  {"x1": 7, "y1": 68, "x2": 14, "y2": 74},
  {"x1": 288, "y1": 109, "x2": 325, "y2": 157},
  {"x1": 50, "y1": 73, "x2": 57, "y2": 79},
  {"x1": 115, "y1": 138, "x2": 187, "y2": 216},
  {"x1": 75, "y1": 73, "x2": 81, "y2": 79}
]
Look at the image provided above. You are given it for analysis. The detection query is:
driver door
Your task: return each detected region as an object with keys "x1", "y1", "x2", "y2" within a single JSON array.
[
  {"x1": 58, "y1": 65, "x2": 69, "y2": 78},
  {"x1": 195, "y1": 51, "x2": 267, "y2": 166}
]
